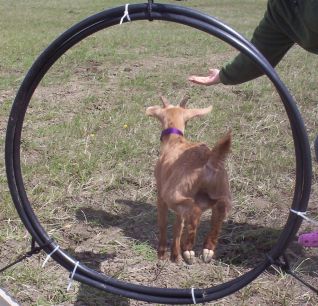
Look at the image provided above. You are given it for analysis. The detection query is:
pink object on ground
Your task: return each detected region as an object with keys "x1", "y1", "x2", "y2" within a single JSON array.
[{"x1": 298, "y1": 231, "x2": 318, "y2": 247}]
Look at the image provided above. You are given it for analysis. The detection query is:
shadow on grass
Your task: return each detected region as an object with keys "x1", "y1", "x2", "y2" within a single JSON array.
[
  {"x1": 68, "y1": 250, "x2": 129, "y2": 306},
  {"x1": 72, "y1": 199, "x2": 311, "y2": 305},
  {"x1": 71, "y1": 199, "x2": 158, "y2": 306},
  {"x1": 75, "y1": 199, "x2": 285, "y2": 266},
  {"x1": 75, "y1": 199, "x2": 158, "y2": 245}
]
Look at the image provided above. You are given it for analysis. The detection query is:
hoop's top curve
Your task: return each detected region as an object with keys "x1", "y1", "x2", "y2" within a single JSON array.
[{"x1": 5, "y1": 3, "x2": 311, "y2": 304}]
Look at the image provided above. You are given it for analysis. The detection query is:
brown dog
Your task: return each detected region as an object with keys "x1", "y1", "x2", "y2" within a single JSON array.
[{"x1": 146, "y1": 96, "x2": 232, "y2": 264}]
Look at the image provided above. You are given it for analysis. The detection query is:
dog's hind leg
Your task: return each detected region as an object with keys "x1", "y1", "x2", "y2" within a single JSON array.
[
  {"x1": 182, "y1": 206, "x2": 202, "y2": 265},
  {"x1": 202, "y1": 198, "x2": 231, "y2": 263}
]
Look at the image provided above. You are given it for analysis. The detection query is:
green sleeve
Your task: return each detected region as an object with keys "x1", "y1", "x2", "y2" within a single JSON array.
[{"x1": 219, "y1": 8, "x2": 294, "y2": 85}]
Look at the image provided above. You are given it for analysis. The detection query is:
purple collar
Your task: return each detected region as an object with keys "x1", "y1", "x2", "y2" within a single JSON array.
[{"x1": 160, "y1": 127, "x2": 184, "y2": 141}]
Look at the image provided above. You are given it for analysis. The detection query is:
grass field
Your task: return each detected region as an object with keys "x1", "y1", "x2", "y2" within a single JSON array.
[{"x1": 1, "y1": 0, "x2": 318, "y2": 305}]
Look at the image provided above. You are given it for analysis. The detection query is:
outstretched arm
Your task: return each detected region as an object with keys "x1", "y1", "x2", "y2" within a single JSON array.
[{"x1": 189, "y1": 3, "x2": 294, "y2": 85}]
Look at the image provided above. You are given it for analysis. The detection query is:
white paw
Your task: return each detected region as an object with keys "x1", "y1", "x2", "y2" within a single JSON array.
[
  {"x1": 202, "y1": 248, "x2": 214, "y2": 263},
  {"x1": 183, "y1": 250, "x2": 195, "y2": 264}
]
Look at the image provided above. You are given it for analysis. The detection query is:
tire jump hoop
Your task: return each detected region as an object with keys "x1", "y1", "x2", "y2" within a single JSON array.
[{"x1": 5, "y1": 2, "x2": 312, "y2": 304}]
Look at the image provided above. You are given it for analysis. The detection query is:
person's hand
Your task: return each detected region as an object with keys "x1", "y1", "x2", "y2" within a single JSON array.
[{"x1": 188, "y1": 69, "x2": 221, "y2": 86}]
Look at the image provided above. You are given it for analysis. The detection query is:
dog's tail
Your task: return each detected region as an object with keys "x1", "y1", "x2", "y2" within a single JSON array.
[{"x1": 209, "y1": 131, "x2": 231, "y2": 168}]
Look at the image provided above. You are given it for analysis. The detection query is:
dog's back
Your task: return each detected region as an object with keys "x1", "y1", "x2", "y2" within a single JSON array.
[{"x1": 156, "y1": 132, "x2": 231, "y2": 212}]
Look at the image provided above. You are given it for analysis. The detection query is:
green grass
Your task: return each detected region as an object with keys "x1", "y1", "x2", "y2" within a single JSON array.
[
  {"x1": 1, "y1": 0, "x2": 318, "y2": 305},
  {"x1": 132, "y1": 241, "x2": 157, "y2": 262}
]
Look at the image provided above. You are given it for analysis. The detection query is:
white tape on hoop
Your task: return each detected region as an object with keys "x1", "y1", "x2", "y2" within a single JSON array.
[
  {"x1": 290, "y1": 209, "x2": 318, "y2": 226},
  {"x1": 120, "y1": 4, "x2": 131, "y2": 25},
  {"x1": 191, "y1": 287, "x2": 197, "y2": 304},
  {"x1": 42, "y1": 245, "x2": 60, "y2": 267},
  {"x1": 67, "y1": 261, "x2": 80, "y2": 291}
]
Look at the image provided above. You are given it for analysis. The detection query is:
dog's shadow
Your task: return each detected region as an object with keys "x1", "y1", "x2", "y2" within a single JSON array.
[
  {"x1": 74, "y1": 199, "x2": 300, "y2": 265},
  {"x1": 73, "y1": 199, "x2": 315, "y2": 305},
  {"x1": 71, "y1": 251, "x2": 129, "y2": 306}
]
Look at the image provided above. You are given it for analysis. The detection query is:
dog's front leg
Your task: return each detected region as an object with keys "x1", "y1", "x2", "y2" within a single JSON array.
[
  {"x1": 157, "y1": 197, "x2": 168, "y2": 260},
  {"x1": 171, "y1": 214, "x2": 184, "y2": 263}
]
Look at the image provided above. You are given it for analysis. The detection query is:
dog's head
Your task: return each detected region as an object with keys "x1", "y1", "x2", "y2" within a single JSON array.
[{"x1": 146, "y1": 96, "x2": 212, "y2": 133}]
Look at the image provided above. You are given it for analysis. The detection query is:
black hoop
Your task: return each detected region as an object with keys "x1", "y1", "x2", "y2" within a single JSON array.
[
  {"x1": 147, "y1": 0, "x2": 154, "y2": 21},
  {"x1": 5, "y1": 3, "x2": 312, "y2": 304}
]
